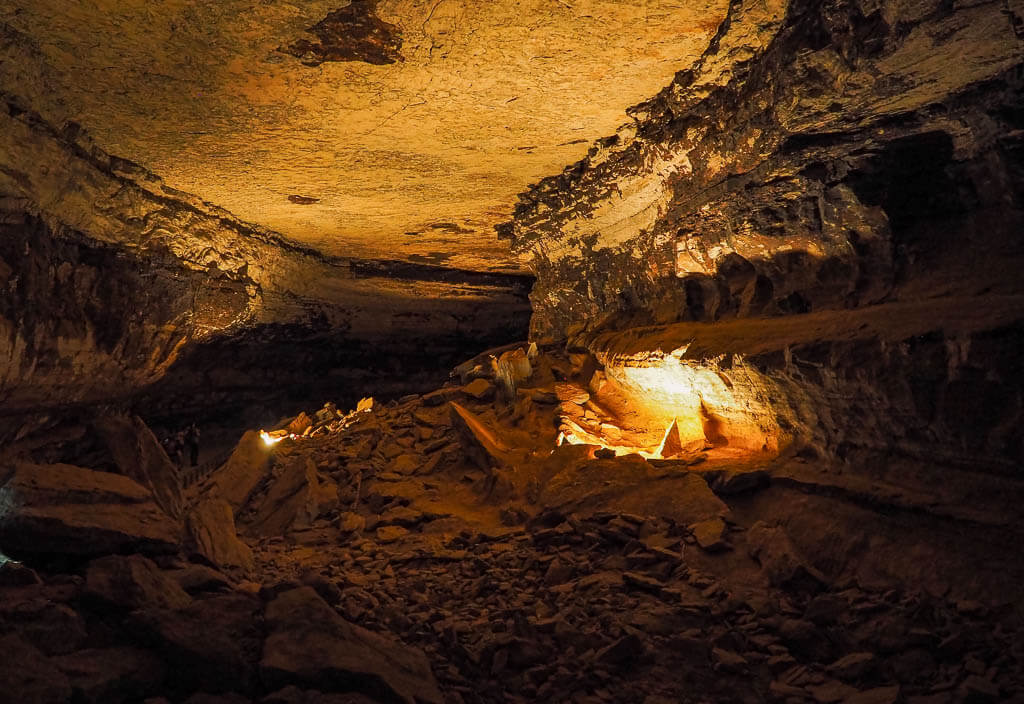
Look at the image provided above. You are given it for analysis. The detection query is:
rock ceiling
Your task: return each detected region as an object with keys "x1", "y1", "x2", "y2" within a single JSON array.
[{"x1": 0, "y1": 0, "x2": 727, "y2": 272}]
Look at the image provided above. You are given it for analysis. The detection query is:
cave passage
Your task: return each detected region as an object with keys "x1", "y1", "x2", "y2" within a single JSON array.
[{"x1": 1, "y1": 0, "x2": 1024, "y2": 703}]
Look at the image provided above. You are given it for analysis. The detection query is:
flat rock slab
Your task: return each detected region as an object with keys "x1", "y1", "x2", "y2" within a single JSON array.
[
  {"x1": 261, "y1": 587, "x2": 443, "y2": 704},
  {"x1": 541, "y1": 454, "x2": 729, "y2": 526},
  {"x1": 129, "y1": 594, "x2": 262, "y2": 694},
  {"x1": 85, "y1": 554, "x2": 192, "y2": 611},
  {"x1": 0, "y1": 634, "x2": 72, "y2": 703},
  {"x1": 94, "y1": 414, "x2": 184, "y2": 519},
  {"x1": 185, "y1": 498, "x2": 255, "y2": 574},
  {"x1": 207, "y1": 430, "x2": 272, "y2": 512},
  {"x1": 0, "y1": 462, "x2": 180, "y2": 556},
  {"x1": 53, "y1": 646, "x2": 165, "y2": 704}
]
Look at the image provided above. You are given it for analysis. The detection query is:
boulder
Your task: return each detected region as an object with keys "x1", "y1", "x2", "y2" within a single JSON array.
[
  {"x1": 656, "y1": 417, "x2": 707, "y2": 459},
  {"x1": 287, "y1": 412, "x2": 314, "y2": 435},
  {"x1": 261, "y1": 587, "x2": 443, "y2": 704},
  {"x1": 85, "y1": 554, "x2": 192, "y2": 611},
  {"x1": 94, "y1": 414, "x2": 184, "y2": 518},
  {"x1": 206, "y1": 430, "x2": 273, "y2": 513},
  {"x1": 129, "y1": 594, "x2": 262, "y2": 694},
  {"x1": 168, "y1": 563, "x2": 233, "y2": 594},
  {"x1": 461, "y1": 378, "x2": 494, "y2": 400},
  {"x1": 247, "y1": 457, "x2": 322, "y2": 537},
  {"x1": 263, "y1": 686, "x2": 379, "y2": 703},
  {"x1": 0, "y1": 634, "x2": 73, "y2": 703},
  {"x1": 449, "y1": 401, "x2": 513, "y2": 471},
  {"x1": 747, "y1": 521, "x2": 828, "y2": 591},
  {"x1": 185, "y1": 498, "x2": 255, "y2": 574},
  {"x1": 541, "y1": 452, "x2": 729, "y2": 526},
  {"x1": 0, "y1": 589, "x2": 88, "y2": 655},
  {"x1": 52, "y1": 646, "x2": 165, "y2": 703},
  {"x1": 689, "y1": 518, "x2": 730, "y2": 552},
  {"x1": 0, "y1": 462, "x2": 180, "y2": 556}
]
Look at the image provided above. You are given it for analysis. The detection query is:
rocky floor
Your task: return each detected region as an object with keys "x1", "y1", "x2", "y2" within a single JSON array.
[{"x1": 1, "y1": 348, "x2": 1023, "y2": 704}]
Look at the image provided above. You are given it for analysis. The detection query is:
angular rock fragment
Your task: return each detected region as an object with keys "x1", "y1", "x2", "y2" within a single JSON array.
[
  {"x1": 0, "y1": 591, "x2": 87, "y2": 655},
  {"x1": 248, "y1": 457, "x2": 322, "y2": 536},
  {"x1": 461, "y1": 378, "x2": 495, "y2": 400},
  {"x1": 185, "y1": 498, "x2": 255, "y2": 573},
  {"x1": 0, "y1": 634, "x2": 73, "y2": 703},
  {"x1": 206, "y1": 430, "x2": 273, "y2": 512},
  {"x1": 689, "y1": 518, "x2": 730, "y2": 552},
  {"x1": 449, "y1": 401, "x2": 513, "y2": 471},
  {"x1": 0, "y1": 462, "x2": 180, "y2": 556},
  {"x1": 53, "y1": 646, "x2": 165, "y2": 703},
  {"x1": 94, "y1": 414, "x2": 185, "y2": 518},
  {"x1": 85, "y1": 554, "x2": 192, "y2": 611},
  {"x1": 130, "y1": 594, "x2": 262, "y2": 694},
  {"x1": 261, "y1": 587, "x2": 443, "y2": 704}
]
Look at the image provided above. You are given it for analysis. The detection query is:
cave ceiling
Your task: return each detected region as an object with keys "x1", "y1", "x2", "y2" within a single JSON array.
[{"x1": 0, "y1": 0, "x2": 727, "y2": 272}]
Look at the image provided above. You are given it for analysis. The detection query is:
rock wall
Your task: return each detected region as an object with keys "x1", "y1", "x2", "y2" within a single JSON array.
[
  {"x1": 502, "y1": 0, "x2": 1024, "y2": 468},
  {"x1": 0, "y1": 93, "x2": 532, "y2": 439}
]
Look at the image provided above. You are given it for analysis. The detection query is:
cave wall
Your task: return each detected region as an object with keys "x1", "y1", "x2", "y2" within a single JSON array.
[
  {"x1": 504, "y1": 0, "x2": 1024, "y2": 469},
  {"x1": 0, "y1": 93, "x2": 531, "y2": 443}
]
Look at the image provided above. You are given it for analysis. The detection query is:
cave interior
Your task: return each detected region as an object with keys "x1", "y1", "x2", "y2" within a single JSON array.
[{"x1": 1, "y1": 1, "x2": 1023, "y2": 703}]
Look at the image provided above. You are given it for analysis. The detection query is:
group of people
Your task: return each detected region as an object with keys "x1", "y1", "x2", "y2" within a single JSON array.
[{"x1": 162, "y1": 423, "x2": 201, "y2": 468}]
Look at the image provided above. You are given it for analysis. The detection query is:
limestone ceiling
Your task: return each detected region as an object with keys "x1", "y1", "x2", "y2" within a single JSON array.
[{"x1": 0, "y1": 0, "x2": 726, "y2": 271}]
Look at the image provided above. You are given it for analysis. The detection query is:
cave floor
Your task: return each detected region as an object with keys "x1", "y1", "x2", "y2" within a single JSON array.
[
  {"x1": 228, "y1": 373, "x2": 1024, "y2": 703},
  {"x1": 3, "y1": 352, "x2": 1024, "y2": 704}
]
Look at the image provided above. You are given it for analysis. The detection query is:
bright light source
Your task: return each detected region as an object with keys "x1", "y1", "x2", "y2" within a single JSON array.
[{"x1": 260, "y1": 430, "x2": 285, "y2": 446}]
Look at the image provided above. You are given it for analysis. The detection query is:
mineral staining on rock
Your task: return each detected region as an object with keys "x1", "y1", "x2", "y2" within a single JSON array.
[{"x1": 280, "y1": 0, "x2": 405, "y2": 66}]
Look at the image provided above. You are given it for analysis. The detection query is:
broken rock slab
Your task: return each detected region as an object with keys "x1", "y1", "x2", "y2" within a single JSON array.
[
  {"x1": 53, "y1": 646, "x2": 166, "y2": 704},
  {"x1": 540, "y1": 453, "x2": 729, "y2": 526},
  {"x1": 449, "y1": 401, "x2": 514, "y2": 471},
  {"x1": 261, "y1": 587, "x2": 443, "y2": 704},
  {"x1": 0, "y1": 462, "x2": 180, "y2": 556},
  {"x1": 247, "y1": 457, "x2": 322, "y2": 537},
  {"x1": 94, "y1": 414, "x2": 184, "y2": 519},
  {"x1": 689, "y1": 518, "x2": 731, "y2": 552},
  {"x1": 0, "y1": 634, "x2": 72, "y2": 704},
  {"x1": 129, "y1": 593, "x2": 262, "y2": 694},
  {"x1": 185, "y1": 498, "x2": 255, "y2": 574},
  {"x1": 205, "y1": 430, "x2": 273, "y2": 513},
  {"x1": 86, "y1": 554, "x2": 192, "y2": 611}
]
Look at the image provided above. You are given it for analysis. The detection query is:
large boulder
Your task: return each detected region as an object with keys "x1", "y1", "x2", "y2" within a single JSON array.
[
  {"x1": 85, "y1": 554, "x2": 192, "y2": 611},
  {"x1": 52, "y1": 646, "x2": 165, "y2": 703},
  {"x1": 247, "y1": 457, "x2": 321, "y2": 537},
  {"x1": 94, "y1": 414, "x2": 184, "y2": 518},
  {"x1": 0, "y1": 462, "x2": 180, "y2": 556},
  {"x1": 0, "y1": 634, "x2": 73, "y2": 703},
  {"x1": 185, "y1": 498, "x2": 255, "y2": 574},
  {"x1": 129, "y1": 593, "x2": 262, "y2": 694},
  {"x1": 540, "y1": 450, "x2": 729, "y2": 525},
  {"x1": 0, "y1": 586, "x2": 88, "y2": 655},
  {"x1": 206, "y1": 430, "x2": 273, "y2": 513},
  {"x1": 261, "y1": 587, "x2": 443, "y2": 704}
]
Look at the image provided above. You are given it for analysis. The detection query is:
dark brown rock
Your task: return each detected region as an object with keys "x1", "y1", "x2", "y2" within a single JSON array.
[
  {"x1": 207, "y1": 430, "x2": 273, "y2": 513},
  {"x1": 130, "y1": 594, "x2": 262, "y2": 694},
  {"x1": 185, "y1": 498, "x2": 255, "y2": 574},
  {"x1": 0, "y1": 462, "x2": 180, "y2": 556},
  {"x1": 85, "y1": 554, "x2": 192, "y2": 611},
  {"x1": 261, "y1": 587, "x2": 443, "y2": 704},
  {"x1": 248, "y1": 457, "x2": 321, "y2": 536},
  {"x1": 94, "y1": 414, "x2": 184, "y2": 519},
  {"x1": 0, "y1": 634, "x2": 73, "y2": 703},
  {"x1": 53, "y1": 646, "x2": 165, "y2": 704}
]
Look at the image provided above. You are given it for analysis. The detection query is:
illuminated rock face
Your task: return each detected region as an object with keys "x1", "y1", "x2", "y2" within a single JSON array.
[
  {"x1": 505, "y1": 0, "x2": 1024, "y2": 468},
  {"x1": 0, "y1": 0, "x2": 727, "y2": 272},
  {"x1": 0, "y1": 101, "x2": 531, "y2": 432}
]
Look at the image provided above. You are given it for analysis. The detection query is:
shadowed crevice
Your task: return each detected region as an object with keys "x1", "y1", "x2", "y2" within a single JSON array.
[{"x1": 280, "y1": 0, "x2": 403, "y2": 66}]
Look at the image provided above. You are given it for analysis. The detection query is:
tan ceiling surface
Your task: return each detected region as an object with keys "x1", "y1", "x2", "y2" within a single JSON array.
[{"x1": 1, "y1": 0, "x2": 726, "y2": 271}]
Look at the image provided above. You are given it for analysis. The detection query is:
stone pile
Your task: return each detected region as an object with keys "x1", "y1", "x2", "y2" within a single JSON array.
[{"x1": 1, "y1": 346, "x2": 1022, "y2": 703}]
